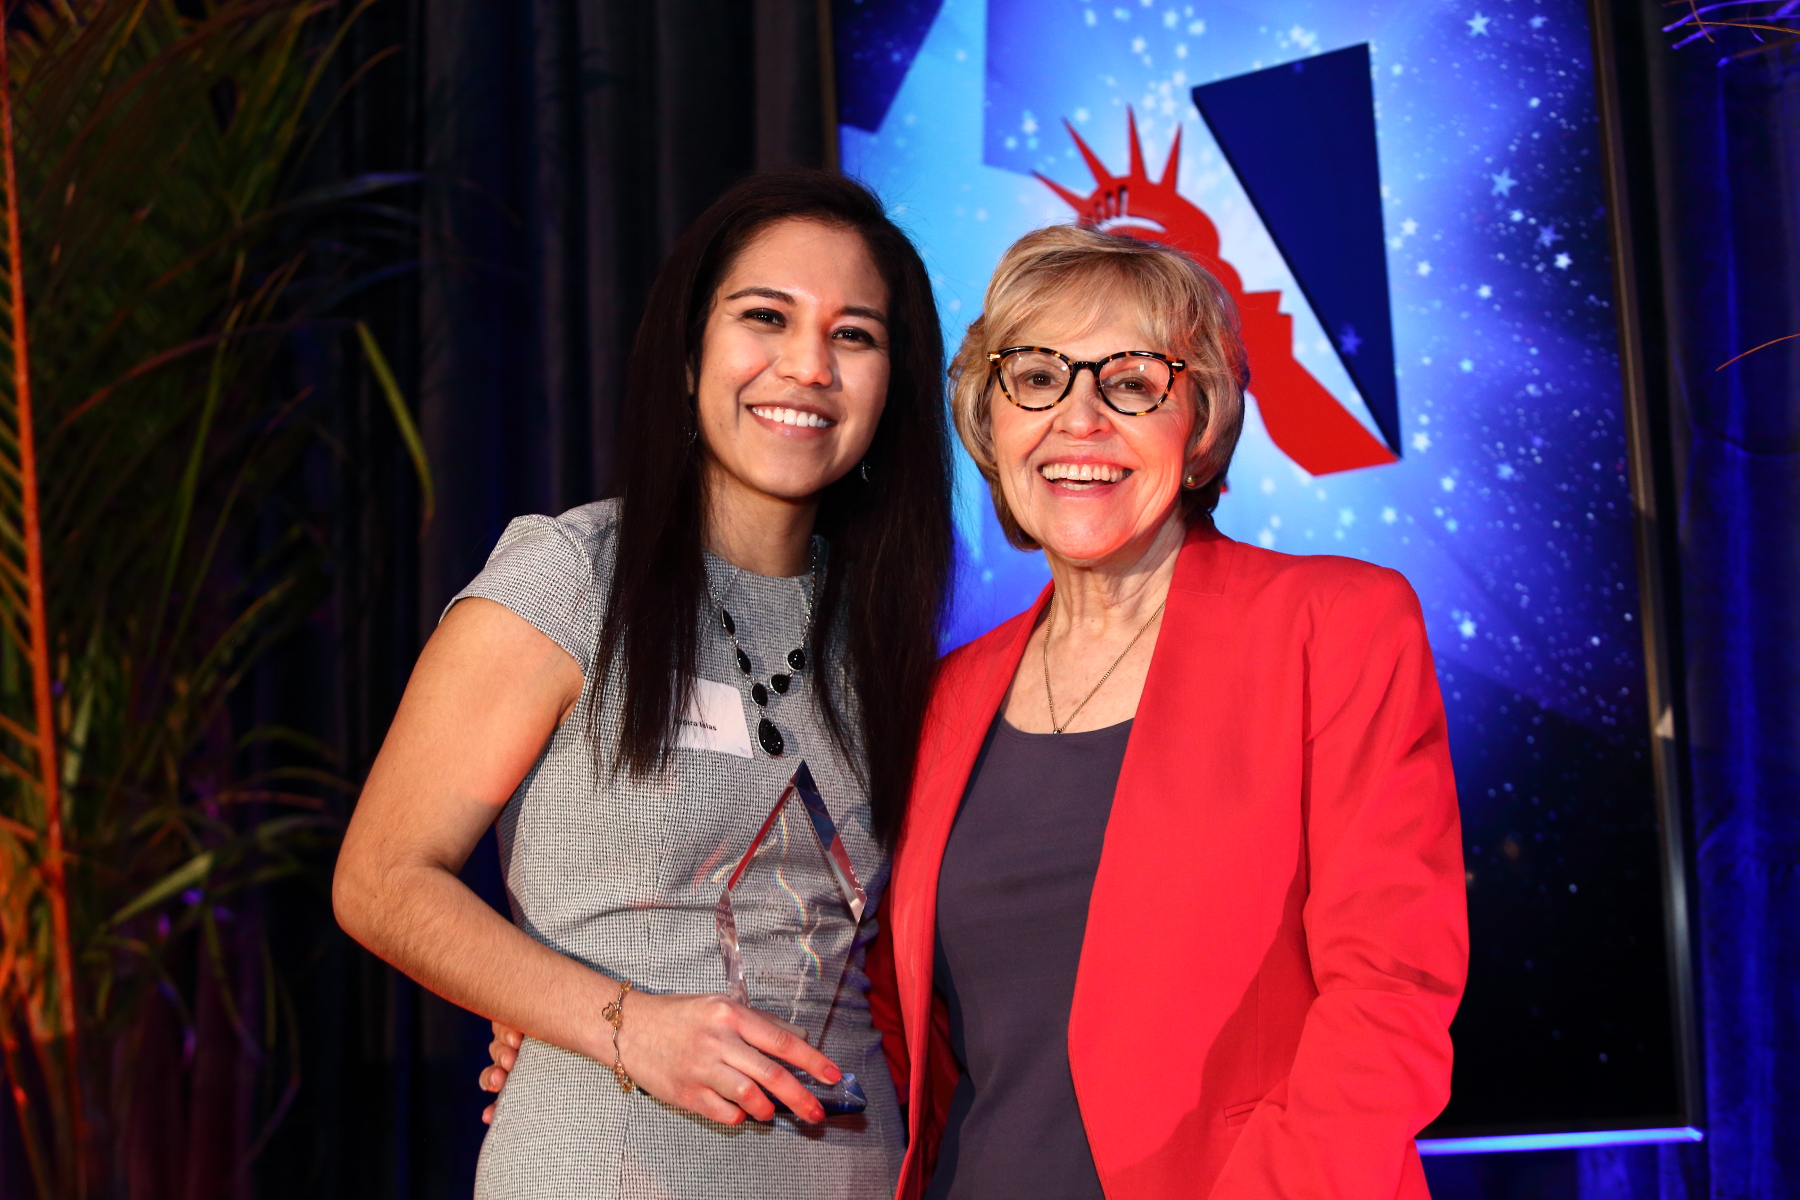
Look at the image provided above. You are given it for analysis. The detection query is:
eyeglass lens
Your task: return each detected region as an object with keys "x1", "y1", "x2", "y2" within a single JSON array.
[{"x1": 999, "y1": 352, "x2": 1172, "y2": 413}]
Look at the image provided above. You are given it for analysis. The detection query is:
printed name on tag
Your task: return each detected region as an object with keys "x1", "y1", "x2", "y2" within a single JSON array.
[{"x1": 676, "y1": 677, "x2": 754, "y2": 758}]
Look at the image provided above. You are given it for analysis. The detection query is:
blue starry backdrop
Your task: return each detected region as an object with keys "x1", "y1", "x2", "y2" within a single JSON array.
[{"x1": 840, "y1": 0, "x2": 1682, "y2": 1137}]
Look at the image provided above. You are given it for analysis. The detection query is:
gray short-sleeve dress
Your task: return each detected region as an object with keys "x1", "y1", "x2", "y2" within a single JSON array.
[{"x1": 458, "y1": 500, "x2": 903, "y2": 1200}]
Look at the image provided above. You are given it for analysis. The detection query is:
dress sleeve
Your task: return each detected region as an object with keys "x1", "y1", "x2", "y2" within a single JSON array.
[
  {"x1": 1211, "y1": 567, "x2": 1468, "y2": 1199},
  {"x1": 446, "y1": 515, "x2": 601, "y2": 675}
]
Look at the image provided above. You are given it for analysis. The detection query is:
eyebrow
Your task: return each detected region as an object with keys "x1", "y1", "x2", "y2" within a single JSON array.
[{"x1": 724, "y1": 286, "x2": 888, "y2": 325}]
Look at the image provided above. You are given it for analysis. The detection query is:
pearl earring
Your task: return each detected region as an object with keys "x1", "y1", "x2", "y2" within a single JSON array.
[{"x1": 1183, "y1": 472, "x2": 1199, "y2": 489}]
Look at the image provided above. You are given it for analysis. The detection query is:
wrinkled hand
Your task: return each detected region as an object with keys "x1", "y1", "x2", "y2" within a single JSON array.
[{"x1": 478, "y1": 992, "x2": 842, "y2": 1126}]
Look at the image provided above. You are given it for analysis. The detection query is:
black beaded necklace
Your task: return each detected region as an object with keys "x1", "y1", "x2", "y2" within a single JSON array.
[{"x1": 706, "y1": 543, "x2": 819, "y2": 758}]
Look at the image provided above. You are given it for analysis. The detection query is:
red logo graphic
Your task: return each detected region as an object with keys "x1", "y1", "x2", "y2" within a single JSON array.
[{"x1": 1037, "y1": 112, "x2": 1397, "y2": 476}]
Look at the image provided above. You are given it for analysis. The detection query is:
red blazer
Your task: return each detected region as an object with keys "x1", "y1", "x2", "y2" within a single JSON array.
[{"x1": 868, "y1": 523, "x2": 1468, "y2": 1200}]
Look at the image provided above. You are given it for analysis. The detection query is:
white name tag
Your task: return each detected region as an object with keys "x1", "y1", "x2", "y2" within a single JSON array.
[{"x1": 676, "y1": 677, "x2": 754, "y2": 758}]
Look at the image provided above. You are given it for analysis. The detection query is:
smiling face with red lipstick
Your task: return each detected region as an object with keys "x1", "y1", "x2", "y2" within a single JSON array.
[
  {"x1": 694, "y1": 218, "x2": 891, "y2": 560},
  {"x1": 950, "y1": 225, "x2": 1246, "y2": 568},
  {"x1": 947, "y1": 224, "x2": 1248, "y2": 734},
  {"x1": 988, "y1": 314, "x2": 1200, "y2": 570}
]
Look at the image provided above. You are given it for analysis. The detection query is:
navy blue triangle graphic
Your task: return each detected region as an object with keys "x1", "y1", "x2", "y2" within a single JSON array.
[
  {"x1": 1191, "y1": 45, "x2": 1400, "y2": 455},
  {"x1": 833, "y1": 0, "x2": 946, "y2": 132}
]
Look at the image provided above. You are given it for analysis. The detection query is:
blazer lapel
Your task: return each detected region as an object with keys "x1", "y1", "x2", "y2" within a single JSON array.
[{"x1": 1068, "y1": 525, "x2": 1300, "y2": 1176}]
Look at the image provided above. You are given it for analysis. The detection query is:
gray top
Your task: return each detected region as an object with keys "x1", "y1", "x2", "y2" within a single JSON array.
[
  {"x1": 926, "y1": 715, "x2": 1132, "y2": 1200},
  {"x1": 460, "y1": 500, "x2": 902, "y2": 1200}
]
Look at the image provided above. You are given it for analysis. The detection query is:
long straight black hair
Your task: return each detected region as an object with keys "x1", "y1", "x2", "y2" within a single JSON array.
[{"x1": 594, "y1": 169, "x2": 954, "y2": 847}]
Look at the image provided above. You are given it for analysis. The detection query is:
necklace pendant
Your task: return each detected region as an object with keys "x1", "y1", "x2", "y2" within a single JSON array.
[
  {"x1": 750, "y1": 682, "x2": 768, "y2": 707},
  {"x1": 787, "y1": 648, "x2": 807, "y2": 672},
  {"x1": 757, "y1": 718, "x2": 785, "y2": 757},
  {"x1": 770, "y1": 673, "x2": 791, "y2": 695},
  {"x1": 735, "y1": 647, "x2": 752, "y2": 676},
  {"x1": 719, "y1": 608, "x2": 736, "y2": 636}
]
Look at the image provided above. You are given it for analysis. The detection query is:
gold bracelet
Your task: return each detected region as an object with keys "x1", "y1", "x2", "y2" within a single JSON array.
[{"x1": 600, "y1": 980, "x2": 636, "y2": 1094}]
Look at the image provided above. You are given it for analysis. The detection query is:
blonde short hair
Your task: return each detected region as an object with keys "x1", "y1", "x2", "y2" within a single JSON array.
[{"x1": 948, "y1": 224, "x2": 1247, "y2": 550}]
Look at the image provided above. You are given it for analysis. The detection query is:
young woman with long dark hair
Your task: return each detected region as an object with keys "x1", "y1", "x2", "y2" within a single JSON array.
[{"x1": 333, "y1": 170, "x2": 954, "y2": 1199}]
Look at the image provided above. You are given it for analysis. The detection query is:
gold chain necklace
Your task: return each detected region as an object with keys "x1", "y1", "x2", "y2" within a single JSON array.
[{"x1": 1041, "y1": 591, "x2": 1167, "y2": 734}]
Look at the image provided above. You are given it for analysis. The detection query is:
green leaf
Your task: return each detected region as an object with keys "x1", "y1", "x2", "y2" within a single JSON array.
[
  {"x1": 109, "y1": 851, "x2": 213, "y2": 927},
  {"x1": 234, "y1": 723, "x2": 342, "y2": 765},
  {"x1": 267, "y1": 171, "x2": 423, "y2": 217},
  {"x1": 356, "y1": 319, "x2": 434, "y2": 525}
]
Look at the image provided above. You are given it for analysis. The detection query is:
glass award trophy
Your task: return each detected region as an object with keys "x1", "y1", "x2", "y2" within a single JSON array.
[{"x1": 715, "y1": 760, "x2": 869, "y2": 1114}]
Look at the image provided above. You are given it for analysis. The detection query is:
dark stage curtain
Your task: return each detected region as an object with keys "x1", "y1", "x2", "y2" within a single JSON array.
[
  {"x1": 418, "y1": 0, "x2": 830, "y2": 615},
  {"x1": 257, "y1": 4, "x2": 831, "y2": 1197},
  {"x1": 1435, "y1": 11, "x2": 1800, "y2": 1200},
  {"x1": 1590, "y1": 11, "x2": 1800, "y2": 1200}
]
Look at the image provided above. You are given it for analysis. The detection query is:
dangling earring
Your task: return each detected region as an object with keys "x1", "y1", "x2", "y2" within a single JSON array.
[{"x1": 860, "y1": 460, "x2": 871, "y2": 483}]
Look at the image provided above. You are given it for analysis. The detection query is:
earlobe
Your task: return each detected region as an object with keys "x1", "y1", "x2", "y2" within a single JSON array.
[{"x1": 1182, "y1": 404, "x2": 1210, "y2": 487}]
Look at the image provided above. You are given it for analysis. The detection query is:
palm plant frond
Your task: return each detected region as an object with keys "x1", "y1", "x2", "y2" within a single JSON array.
[
  {"x1": 0, "y1": 19, "x2": 83, "y2": 1190},
  {"x1": 0, "y1": 2, "x2": 429, "y2": 1194}
]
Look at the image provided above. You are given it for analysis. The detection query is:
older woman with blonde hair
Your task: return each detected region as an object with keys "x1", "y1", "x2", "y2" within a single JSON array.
[{"x1": 867, "y1": 224, "x2": 1469, "y2": 1200}]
